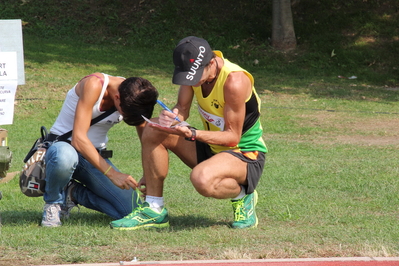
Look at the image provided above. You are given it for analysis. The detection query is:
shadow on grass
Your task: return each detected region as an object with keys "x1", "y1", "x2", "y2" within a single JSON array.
[
  {"x1": 0, "y1": 210, "x2": 229, "y2": 229},
  {"x1": 23, "y1": 34, "x2": 172, "y2": 81},
  {"x1": 0, "y1": 210, "x2": 112, "y2": 227},
  {"x1": 0, "y1": 210, "x2": 42, "y2": 226},
  {"x1": 169, "y1": 215, "x2": 230, "y2": 230},
  {"x1": 23, "y1": 33, "x2": 399, "y2": 104}
]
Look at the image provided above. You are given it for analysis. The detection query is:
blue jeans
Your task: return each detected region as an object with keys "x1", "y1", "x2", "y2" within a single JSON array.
[{"x1": 44, "y1": 141, "x2": 136, "y2": 219}]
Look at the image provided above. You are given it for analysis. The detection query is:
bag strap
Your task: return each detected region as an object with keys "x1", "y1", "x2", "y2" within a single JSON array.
[{"x1": 57, "y1": 106, "x2": 117, "y2": 141}]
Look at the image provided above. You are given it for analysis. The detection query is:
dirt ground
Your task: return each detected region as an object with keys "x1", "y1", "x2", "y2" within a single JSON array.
[{"x1": 265, "y1": 111, "x2": 399, "y2": 147}]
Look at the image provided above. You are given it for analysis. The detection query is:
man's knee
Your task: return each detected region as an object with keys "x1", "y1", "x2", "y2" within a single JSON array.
[
  {"x1": 46, "y1": 142, "x2": 78, "y2": 169},
  {"x1": 190, "y1": 167, "x2": 213, "y2": 197},
  {"x1": 141, "y1": 124, "x2": 166, "y2": 144}
]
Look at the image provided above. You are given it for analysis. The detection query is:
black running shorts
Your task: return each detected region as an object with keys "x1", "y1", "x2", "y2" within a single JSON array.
[{"x1": 195, "y1": 140, "x2": 266, "y2": 194}]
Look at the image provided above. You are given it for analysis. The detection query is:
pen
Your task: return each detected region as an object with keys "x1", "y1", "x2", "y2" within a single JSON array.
[{"x1": 157, "y1": 99, "x2": 181, "y2": 122}]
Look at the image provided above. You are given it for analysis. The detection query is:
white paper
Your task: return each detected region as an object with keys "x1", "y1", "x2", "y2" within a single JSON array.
[
  {"x1": 0, "y1": 80, "x2": 17, "y2": 125},
  {"x1": 141, "y1": 115, "x2": 190, "y2": 128}
]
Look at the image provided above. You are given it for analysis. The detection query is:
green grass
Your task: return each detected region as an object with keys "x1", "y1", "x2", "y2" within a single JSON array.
[
  {"x1": 1, "y1": 0, "x2": 399, "y2": 264},
  {"x1": 1, "y1": 33, "x2": 398, "y2": 265}
]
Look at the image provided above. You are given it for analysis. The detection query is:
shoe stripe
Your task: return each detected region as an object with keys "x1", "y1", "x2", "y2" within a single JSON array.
[{"x1": 112, "y1": 221, "x2": 170, "y2": 231}]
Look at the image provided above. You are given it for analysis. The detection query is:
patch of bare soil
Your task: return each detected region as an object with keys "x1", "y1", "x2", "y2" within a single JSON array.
[
  {"x1": 267, "y1": 112, "x2": 399, "y2": 146},
  {"x1": 335, "y1": 135, "x2": 399, "y2": 146}
]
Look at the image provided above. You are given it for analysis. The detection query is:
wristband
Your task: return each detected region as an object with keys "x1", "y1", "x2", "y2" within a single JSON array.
[
  {"x1": 185, "y1": 127, "x2": 196, "y2": 141},
  {"x1": 103, "y1": 165, "x2": 112, "y2": 175}
]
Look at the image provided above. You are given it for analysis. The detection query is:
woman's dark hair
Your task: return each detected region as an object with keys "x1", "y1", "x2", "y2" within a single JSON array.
[{"x1": 118, "y1": 77, "x2": 159, "y2": 126}]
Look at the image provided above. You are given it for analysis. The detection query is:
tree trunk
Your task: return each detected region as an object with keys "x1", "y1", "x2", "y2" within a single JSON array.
[{"x1": 271, "y1": 0, "x2": 297, "y2": 51}]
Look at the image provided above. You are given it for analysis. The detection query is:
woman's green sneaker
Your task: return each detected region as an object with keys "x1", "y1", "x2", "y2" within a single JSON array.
[
  {"x1": 110, "y1": 202, "x2": 169, "y2": 230},
  {"x1": 231, "y1": 190, "x2": 258, "y2": 229}
]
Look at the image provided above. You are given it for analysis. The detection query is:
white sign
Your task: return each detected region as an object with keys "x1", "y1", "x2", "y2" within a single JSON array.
[
  {"x1": 0, "y1": 19, "x2": 25, "y2": 85},
  {"x1": 0, "y1": 81, "x2": 17, "y2": 125}
]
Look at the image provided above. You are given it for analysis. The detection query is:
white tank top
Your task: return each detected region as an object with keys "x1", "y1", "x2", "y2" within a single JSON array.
[{"x1": 50, "y1": 74, "x2": 123, "y2": 149}]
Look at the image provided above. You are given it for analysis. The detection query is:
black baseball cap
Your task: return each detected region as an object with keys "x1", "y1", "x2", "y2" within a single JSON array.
[{"x1": 172, "y1": 36, "x2": 213, "y2": 86}]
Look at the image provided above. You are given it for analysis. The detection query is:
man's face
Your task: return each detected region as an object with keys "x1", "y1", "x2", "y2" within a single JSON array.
[
  {"x1": 191, "y1": 63, "x2": 213, "y2": 87},
  {"x1": 114, "y1": 94, "x2": 124, "y2": 115}
]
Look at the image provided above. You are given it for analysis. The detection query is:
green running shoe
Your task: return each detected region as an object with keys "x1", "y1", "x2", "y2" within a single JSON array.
[
  {"x1": 110, "y1": 202, "x2": 169, "y2": 230},
  {"x1": 231, "y1": 190, "x2": 258, "y2": 229}
]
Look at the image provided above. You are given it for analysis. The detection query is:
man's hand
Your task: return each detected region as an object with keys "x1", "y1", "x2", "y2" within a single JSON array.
[
  {"x1": 149, "y1": 123, "x2": 192, "y2": 138},
  {"x1": 137, "y1": 177, "x2": 146, "y2": 195},
  {"x1": 107, "y1": 170, "x2": 138, "y2": 190},
  {"x1": 159, "y1": 108, "x2": 179, "y2": 127}
]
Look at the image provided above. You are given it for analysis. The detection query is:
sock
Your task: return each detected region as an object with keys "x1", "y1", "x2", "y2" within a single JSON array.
[
  {"x1": 231, "y1": 186, "x2": 246, "y2": 201},
  {"x1": 146, "y1": 196, "x2": 164, "y2": 213}
]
